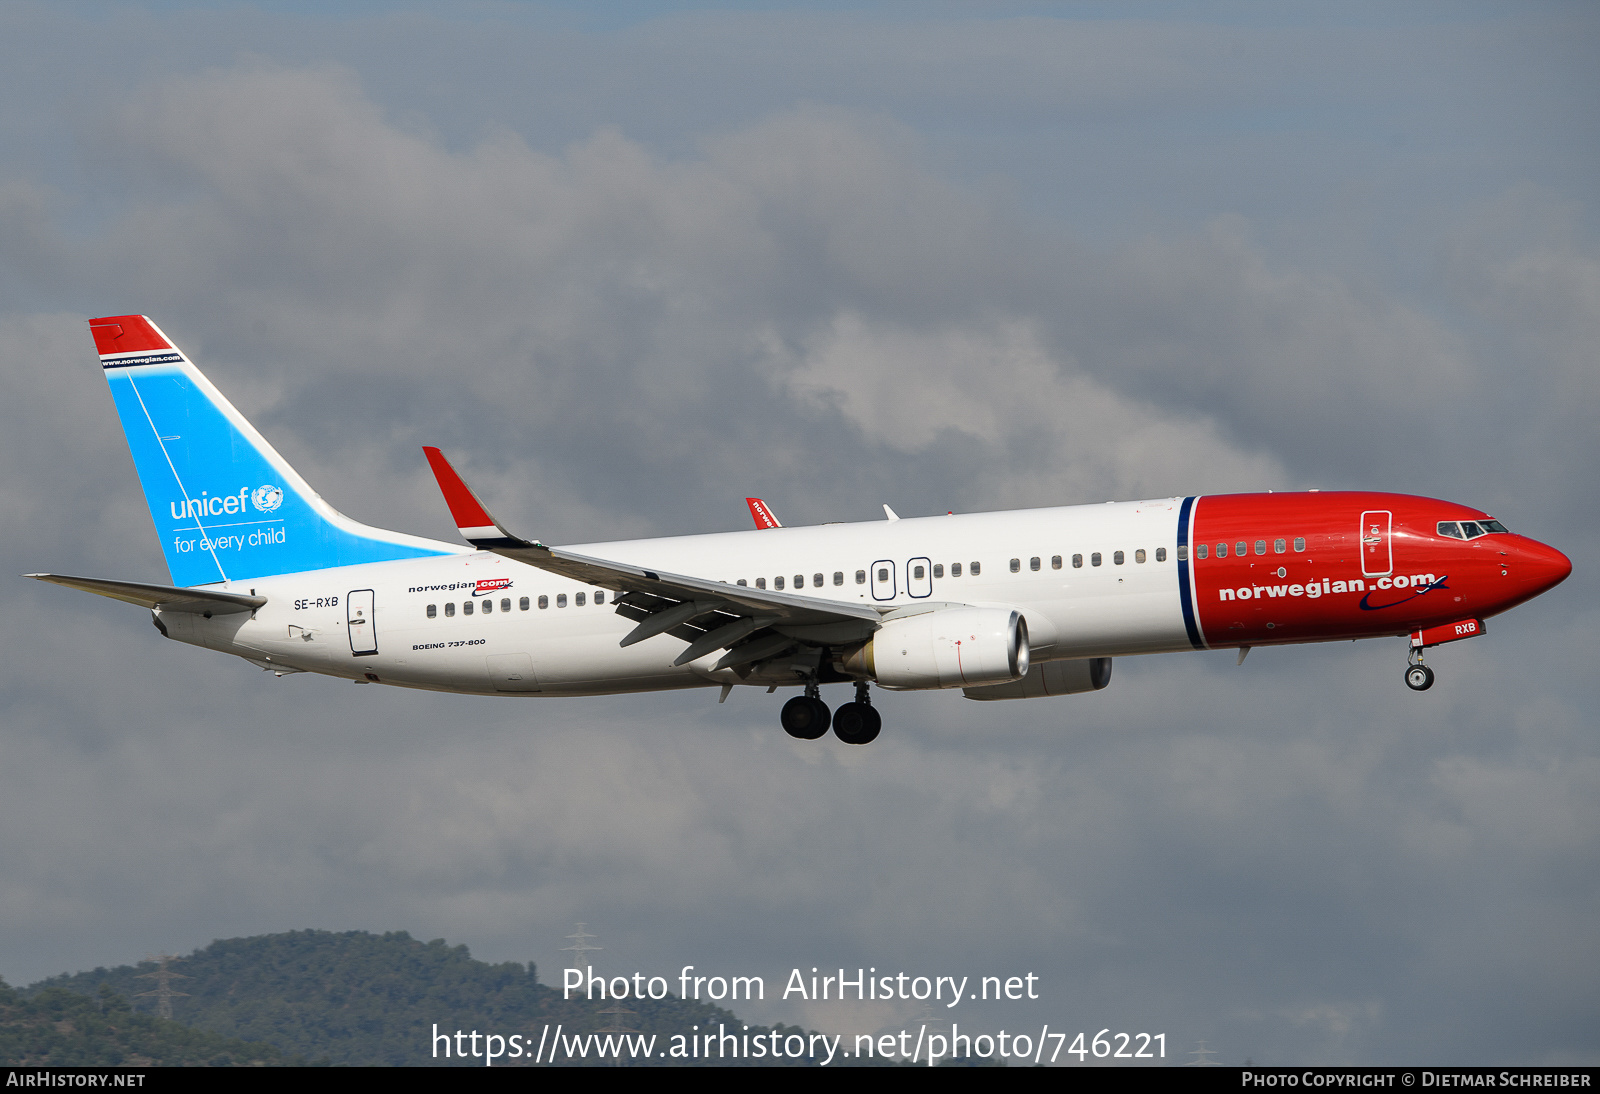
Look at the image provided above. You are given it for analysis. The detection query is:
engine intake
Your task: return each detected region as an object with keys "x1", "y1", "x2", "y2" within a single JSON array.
[{"x1": 841, "y1": 607, "x2": 1029, "y2": 690}]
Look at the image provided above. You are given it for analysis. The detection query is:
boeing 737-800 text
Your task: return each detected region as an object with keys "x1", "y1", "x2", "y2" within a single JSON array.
[{"x1": 31, "y1": 316, "x2": 1572, "y2": 744}]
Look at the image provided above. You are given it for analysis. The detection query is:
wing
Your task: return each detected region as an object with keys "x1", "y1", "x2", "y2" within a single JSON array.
[
  {"x1": 422, "y1": 448, "x2": 882, "y2": 670},
  {"x1": 27, "y1": 573, "x2": 265, "y2": 614}
]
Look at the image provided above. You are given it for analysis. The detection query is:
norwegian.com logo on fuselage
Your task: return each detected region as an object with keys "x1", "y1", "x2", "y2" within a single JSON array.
[{"x1": 170, "y1": 485, "x2": 284, "y2": 521}]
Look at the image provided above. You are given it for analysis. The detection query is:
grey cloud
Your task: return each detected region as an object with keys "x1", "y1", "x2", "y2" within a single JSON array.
[{"x1": 0, "y1": 27, "x2": 1594, "y2": 1068}]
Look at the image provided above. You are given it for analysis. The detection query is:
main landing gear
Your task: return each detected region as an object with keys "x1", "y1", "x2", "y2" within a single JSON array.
[
  {"x1": 780, "y1": 680, "x2": 881, "y2": 744},
  {"x1": 831, "y1": 680, "x2": 881, "y2": 745},
  {"x1": 1404, "y1": 647, "x2": 1435, "y2": 692}
]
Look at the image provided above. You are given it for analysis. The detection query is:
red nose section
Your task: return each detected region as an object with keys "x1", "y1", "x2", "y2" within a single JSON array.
[{"x1": 1520, "y1": 538, "x2": 1573, "y2": 595}]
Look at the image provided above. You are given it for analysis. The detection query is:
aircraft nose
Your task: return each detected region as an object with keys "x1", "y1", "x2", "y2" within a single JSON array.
[{"x1": 1515, "y1": 537, "x2": 1572, "y2": 595}]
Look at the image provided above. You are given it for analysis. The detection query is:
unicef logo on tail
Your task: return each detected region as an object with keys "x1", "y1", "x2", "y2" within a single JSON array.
[{"x1": 251, "y1": 485, "x2": 284, "y2": 513}]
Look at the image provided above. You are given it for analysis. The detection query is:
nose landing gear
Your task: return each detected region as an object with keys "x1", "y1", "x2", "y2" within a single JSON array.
[{"x1": 1404, "y1": 647, "x2": 1435, "y2": 692}]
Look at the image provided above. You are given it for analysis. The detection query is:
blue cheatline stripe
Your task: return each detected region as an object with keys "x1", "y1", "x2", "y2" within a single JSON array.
[{"x1": 1176, "y1": 495, "x2": 1205, "y2": 649}]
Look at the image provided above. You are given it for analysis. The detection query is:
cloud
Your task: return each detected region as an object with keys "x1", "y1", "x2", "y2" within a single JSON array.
[{"x1": 0, "y1": 51, "x2": 1594, "y2": 1066}]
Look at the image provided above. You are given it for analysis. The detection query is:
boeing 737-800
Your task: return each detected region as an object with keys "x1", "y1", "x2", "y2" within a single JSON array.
[{"x1": 30, "y1": 316, "x2": 1572, "y2": 744}]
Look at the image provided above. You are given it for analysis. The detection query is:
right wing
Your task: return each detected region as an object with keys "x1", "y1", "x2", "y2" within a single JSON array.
[{"x1": 422, "y1": 448, "x2": 883, "y2": 671}]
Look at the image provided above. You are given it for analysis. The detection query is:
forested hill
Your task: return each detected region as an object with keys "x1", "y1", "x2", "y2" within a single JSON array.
[
  {"x1": 0, "y1": 978, "x2": 302, "y2": 1066},
  {"x1": 24, "y1": 930, "x2": 802, "y2": 1067}
]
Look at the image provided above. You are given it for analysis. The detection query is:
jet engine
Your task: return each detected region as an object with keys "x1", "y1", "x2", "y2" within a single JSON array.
[
  {"x1": 960, "y1": 657, "x2": 1113, "y2": 700},
  {"x1": 840, "y1": 607, "x2": 1029, "y2": 690}
]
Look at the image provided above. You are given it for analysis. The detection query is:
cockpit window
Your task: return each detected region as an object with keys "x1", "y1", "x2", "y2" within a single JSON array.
[{"x1": 1438, "y1": 519, "x2": 1508, "y2": 540}]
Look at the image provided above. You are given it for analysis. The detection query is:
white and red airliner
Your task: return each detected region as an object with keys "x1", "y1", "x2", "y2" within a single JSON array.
[{"x1": 32, "y1": 316, "x2": 1572, "y2": 744}]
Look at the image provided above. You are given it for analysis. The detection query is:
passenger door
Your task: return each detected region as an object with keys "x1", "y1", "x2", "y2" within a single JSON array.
[
  {"x1": 1360, "y1": 511, "x2": 1392, "y2": 577},
  {"x1": 347, "y1": 588, "x2": 378, "y2": 655}
]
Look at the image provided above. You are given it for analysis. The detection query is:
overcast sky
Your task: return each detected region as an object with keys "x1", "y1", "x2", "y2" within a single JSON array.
[{"x1": 1, "y1": 0, "x2": 1596, "y2": 1066}]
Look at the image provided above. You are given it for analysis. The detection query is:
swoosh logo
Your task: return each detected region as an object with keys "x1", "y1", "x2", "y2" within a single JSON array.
[{"x1": 1359, "y1": 575, "x2": 1449, "y2": 611}]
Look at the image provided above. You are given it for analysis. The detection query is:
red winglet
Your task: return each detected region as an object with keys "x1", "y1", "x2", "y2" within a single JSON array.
[
  {"x1": 423, "y1": 447, "x2": 497, "y2": 532},
  {"x1": 89, "y1": 315, "x2": 171, "y2": 355},
  {"x1": 746, "y1": 498, "x2": 782, "y2": 529}
]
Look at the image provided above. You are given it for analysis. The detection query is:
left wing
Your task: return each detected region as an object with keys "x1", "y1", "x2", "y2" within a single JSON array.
[{"x1": 422, "y1": 448, "x2": 882, "y2": 670}]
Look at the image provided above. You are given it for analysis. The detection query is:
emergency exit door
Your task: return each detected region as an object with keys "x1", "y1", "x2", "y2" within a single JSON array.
[{"x1": 347, "y1": 589, "x2": 378, "y2": 655}]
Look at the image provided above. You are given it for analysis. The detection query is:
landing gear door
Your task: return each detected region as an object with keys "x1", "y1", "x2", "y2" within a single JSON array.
[
  {"x1": 347, "y1": 588, "x2": 378, "y2": 656},
  {"x1": 871, "y1": 560, "x2": 897, "y2": 601},
  {"x1": 1360, "y1": 511, "x2": 1392, "y2": 577},
  {"x1": 907, "y1": 557, "x2": 932, "y2": 598}
]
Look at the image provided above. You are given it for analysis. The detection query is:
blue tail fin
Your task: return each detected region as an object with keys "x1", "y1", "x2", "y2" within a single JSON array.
[{"x1": 91, "y1": 315, "x2": 459, "y2": 587}]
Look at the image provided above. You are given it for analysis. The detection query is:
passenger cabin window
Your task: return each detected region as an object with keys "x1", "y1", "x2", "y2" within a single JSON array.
[
  {"x1": 1051, "y1": 555, "x2": 1062, "y2": 570},
  {"x1": 1196, "y1": 544, "x2": 1207, "y2": 559},
  {"x1": 1216, "y1": 543, "x2": 1227, "y2": 558},
  {"x1": 773, "y1": 576, "x2": 784, "y2": 590},
  {"x1": 913, "y1": 564, "x2": 926, "y2": 580},
  {"x1": 856, "y1": 570, "x2": 867, "y2": 584},
  {"x1": 596, "y1": 591, "x2": 605, "y2": 605},
  {"x1": 1274, "y1": 538, "x2": 1286, "y2": 554},
  {"x1": 445, "y1": 602, "x2": 455, "y2": 617},
  {"x1": 1236, "y1": 541, "x2": 1247, "y2": 557},
  {"x1": 876, "y1": 567, "x2": 889, "y2": 583},
  {"x1": 795, "y1": 575, "x2": 804, "y2": 589},
  {"x1": 933, "y1": 563, "x2": 944, "y2": 578},
  {"x1": 1254, "y1": 540, "x2": 1266, "y2": 556},
  {"x1": 538, "y1": 595, "x2": 548, "y2": 609},
  {"x1": 1294, "y1": 537, "x2": 1306, "y2": 552},
  {"x1": 1030, "y1": 556, "x2": 1041, "y2": 571},
  {"x1": 427, "y1": 604, "x2": 437, "y2": 618},
  {"x1": 501, "y1": 598, "x2": 511, "y2": 612},
  {"x1": 755, "y1": 578, "x2": 766, "y2": 590},
  {"x1": 1091, "y1": 552, "x2": 1102, "y2": 567},
  {"x1": 951, "y1": 563, "x2": 962, "y2": 577},
  {"x1": 575, "y1": 592, "x2": 586, "y2": 606},
  {"x1": 481, "y1": 599, "x2": 492, "y2": 613},
  {"x1": 970, "y1": 561, "x2": 981, "y2": 575},
  {"x1": 1113, "y1": 550, "x2": 1125, "y2": 565},
  {"x1": 557, "y1": 594, "x2": 567, "y2": 607},
  {"x1": 814, "y1": 573, "x2": 824, "y2": 587},
  {"x1": 1135, "y1": 549, "x2": 1147, "y2": 563},
  {"x1": 833, "y1": 571, "x2": 844, "y2": 586},
  {"x1": 520, "y1": 597, "x2": 530, "y2": 611},
  {"x1": 737, "y1": 579, "x2": 748, "y2": 586},
  {"x1": 1010, "y1": 558, "x2": 1020, "y2": 573},
  {"x1": 1072, "y1": 554, "x2": 1083, "y2": 568},
  {"x1": 463, "y1": 600, "x2": 473, "y2": 615}
]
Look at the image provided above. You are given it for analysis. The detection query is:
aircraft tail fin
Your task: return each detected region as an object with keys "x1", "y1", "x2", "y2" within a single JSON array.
[{"x1": 91, "y1": 315, "x2": 458, "y2": 587}]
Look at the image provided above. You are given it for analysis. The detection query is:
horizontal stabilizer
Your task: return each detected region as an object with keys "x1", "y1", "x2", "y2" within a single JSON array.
[{"x1": 27, "y1": 573, "x2": 266, "y2": 614}]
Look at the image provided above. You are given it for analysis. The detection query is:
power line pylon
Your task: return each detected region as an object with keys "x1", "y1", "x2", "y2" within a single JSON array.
[
  {"x1": 560, "y1": 922, "x2": 603, "y2": 978},
  {"x1": 134, "y1": 954, "x2": 190, "y2": 1020}
]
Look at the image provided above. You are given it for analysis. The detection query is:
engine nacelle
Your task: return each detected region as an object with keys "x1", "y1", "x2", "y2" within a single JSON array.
[
  {"x1": 961, "y1": 657, "x2": 1112, "y2": 701},
  {"x1": 841, "y1": 607, "x2": 1029, "y2": 690}
]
